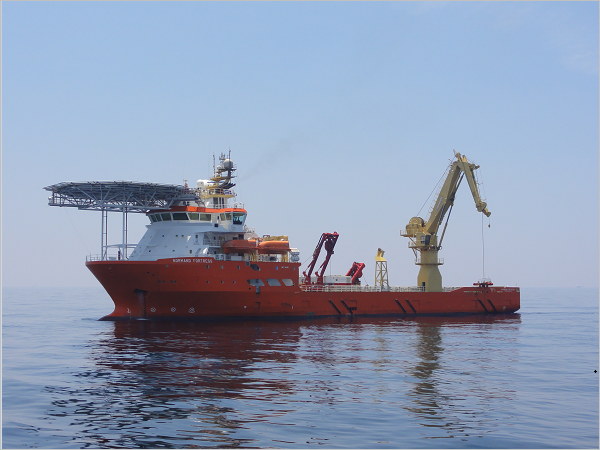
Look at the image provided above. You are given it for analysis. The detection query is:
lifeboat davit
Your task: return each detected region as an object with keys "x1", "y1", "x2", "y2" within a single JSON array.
[
  {"x1": 258, "y1": 240, "x2": 290, "y2": 254},
  {"x1": 222, "y1": 239, "x2": 258, "y2": 254}
]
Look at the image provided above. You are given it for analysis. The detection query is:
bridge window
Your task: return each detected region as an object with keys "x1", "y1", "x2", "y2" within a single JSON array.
[
  {"x1": 149, "y1": 215, "x2": 158, "y2": 223},
  {"x1": 200, "y1": 213, "x2": 211, "y2": 221},
  {"x1": 233, "y1": 213, "x2": 245, "y2": 225},
  {"x1": 173, "y1": 212, "x2": 189, "y2": 220},
  {"x1": 161, "y1": 213, "x2": 172, "y2": 221},
  {"x1": 247, "y1": 279, "x2": 264, "y2": 287},
  {"x1": 267, "y1": 279, "x2": 281, "y2": 286},
  {"x1": 188, "y1": 212, "x2": 199, "y2": 220},
  {"x1": 282, "y1": 279, "x2": 295, "y2": 286}
]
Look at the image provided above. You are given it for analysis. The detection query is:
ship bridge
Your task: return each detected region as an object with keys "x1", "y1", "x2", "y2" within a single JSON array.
[{"x1": 44, "y1": 181, "x2": 193, "y2": 260}]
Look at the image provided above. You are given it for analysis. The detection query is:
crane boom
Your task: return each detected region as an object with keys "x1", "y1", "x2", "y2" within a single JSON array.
[
  {"x1": 346, "y1": 262, "x2": 365, "y2": 285},
  {"x1": 302, "y1": 232, "x2": 339, "y2": 285},
  {"x1": 424, "y1": 151, "x2": 489, "y2": 237}
]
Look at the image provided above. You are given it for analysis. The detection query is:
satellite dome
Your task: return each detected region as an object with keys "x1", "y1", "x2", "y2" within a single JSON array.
[{"x1": 222, "y1": 159, "x2": 234, "y2": 170}]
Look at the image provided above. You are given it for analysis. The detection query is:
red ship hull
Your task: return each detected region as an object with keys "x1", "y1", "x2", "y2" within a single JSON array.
[{"x1": 87, "y1": 258, "x2": 520, "y2": 320}]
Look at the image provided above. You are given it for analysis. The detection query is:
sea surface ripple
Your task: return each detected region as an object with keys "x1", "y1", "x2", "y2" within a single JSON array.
[{"x1": 2, "y1": 287, "x2": 598, "y2": 448}]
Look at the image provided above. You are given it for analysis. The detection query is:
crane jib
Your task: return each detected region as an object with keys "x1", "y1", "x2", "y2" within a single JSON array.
[{"x1": 438, "y1": 205, "x2": 446, "y2": 224}]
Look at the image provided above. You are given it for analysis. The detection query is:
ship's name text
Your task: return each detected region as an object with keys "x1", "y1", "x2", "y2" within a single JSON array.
[{"x1": 172, "y1": 258, "x2": 212, "y2": 264}]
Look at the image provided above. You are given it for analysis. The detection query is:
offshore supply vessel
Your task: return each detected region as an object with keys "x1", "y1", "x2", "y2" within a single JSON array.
[{"x1": 44, "y1": 151, "x2": 520, "y2": 320}]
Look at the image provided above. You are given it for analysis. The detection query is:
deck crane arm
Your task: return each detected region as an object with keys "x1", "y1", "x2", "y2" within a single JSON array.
[
  {"x1": 457, "y1": 154, "x2": 490, "y2": 218},
  {"x1": 346, "y1": 262, "x2": 366, "y2": 285},
  {"x1": 423, "y1": 151, "x2": 490, "y2": 239},
  {"x1": 302, "y1": 232, "x2": 339, "y2": 285}
]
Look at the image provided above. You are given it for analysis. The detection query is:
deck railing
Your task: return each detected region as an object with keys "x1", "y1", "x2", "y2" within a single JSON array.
[
  {"x1": 87, "y1": 244, "x2": 137, "y2": 262},
  {"x1": 300, "y1": 285, "x2": 426, "y2": 293},
  {"x1": 415, "y1": 255, "x2": 444, "y2": 265},
  {"x1": 299, "y1": 285, "x2": 464, "y2": 293},
  {"x1": 87, "y1": 254, "x2": 127, "y2": 262}
]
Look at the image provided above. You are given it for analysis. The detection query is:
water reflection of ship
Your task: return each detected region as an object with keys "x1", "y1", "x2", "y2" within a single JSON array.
[
  {"x1": 104, "y1": 320, "x2": 306, "y2": 397},
  {"x1": 46, "y1": 320, "x2": 313, "y2": 448},
  {"x1": 101, "y1": 315, "x2": 523, "y2": 427},
  {"x1": 405, "y1": 314, "x2": 522, "y2": 440},
  {"x1": 44, "y1": 315, "x2": 522, "y2": 448}
]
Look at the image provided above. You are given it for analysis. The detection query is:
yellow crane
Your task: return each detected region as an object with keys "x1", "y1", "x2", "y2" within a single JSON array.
[{"x1": 401, "y1": 151, "x2": 490, "y2": 292}]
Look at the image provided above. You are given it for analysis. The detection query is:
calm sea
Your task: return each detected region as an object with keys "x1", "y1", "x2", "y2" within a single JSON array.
[{"x1": 2, "y1": 287, "x2": 598, "y2": 449}]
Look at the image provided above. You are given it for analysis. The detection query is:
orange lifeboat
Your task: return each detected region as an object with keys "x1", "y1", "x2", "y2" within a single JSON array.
[
  {"x1": 222, "y1": 239, "x2": 258, "y2": 254},
  {"x1": 257, "y1": 240, "x2": 290, "y2": 254}
]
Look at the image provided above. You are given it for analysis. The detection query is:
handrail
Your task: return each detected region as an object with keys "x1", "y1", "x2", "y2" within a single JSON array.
[
  {"x1": 415, "y1": 256, "x2": 444, "y2": 265},
  {"x1": 87, "y1": 244, "x2": 137, "y2": 262},
  {"x1": 442, "y1": 286, "x2": 461, "y2": 292},
  {"x1": 210, "y1": 202, "x2": 244, "y2": 210},
  {"x1": 299, "y1": 285, "x2": 425, "y2": 293},
  {"x1": 299, "y1": 284, "x2": 469, "y2": 293}
]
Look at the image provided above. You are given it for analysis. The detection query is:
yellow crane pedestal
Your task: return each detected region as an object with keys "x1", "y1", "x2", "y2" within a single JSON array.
[{"x1": 416, "y1": 249, "x2": 443, "y2": 292}]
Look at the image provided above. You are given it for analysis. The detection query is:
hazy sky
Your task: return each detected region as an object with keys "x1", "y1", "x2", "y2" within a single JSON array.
[{"x1": 3, "y1": 2, "x2": 598, "y2": 289}]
